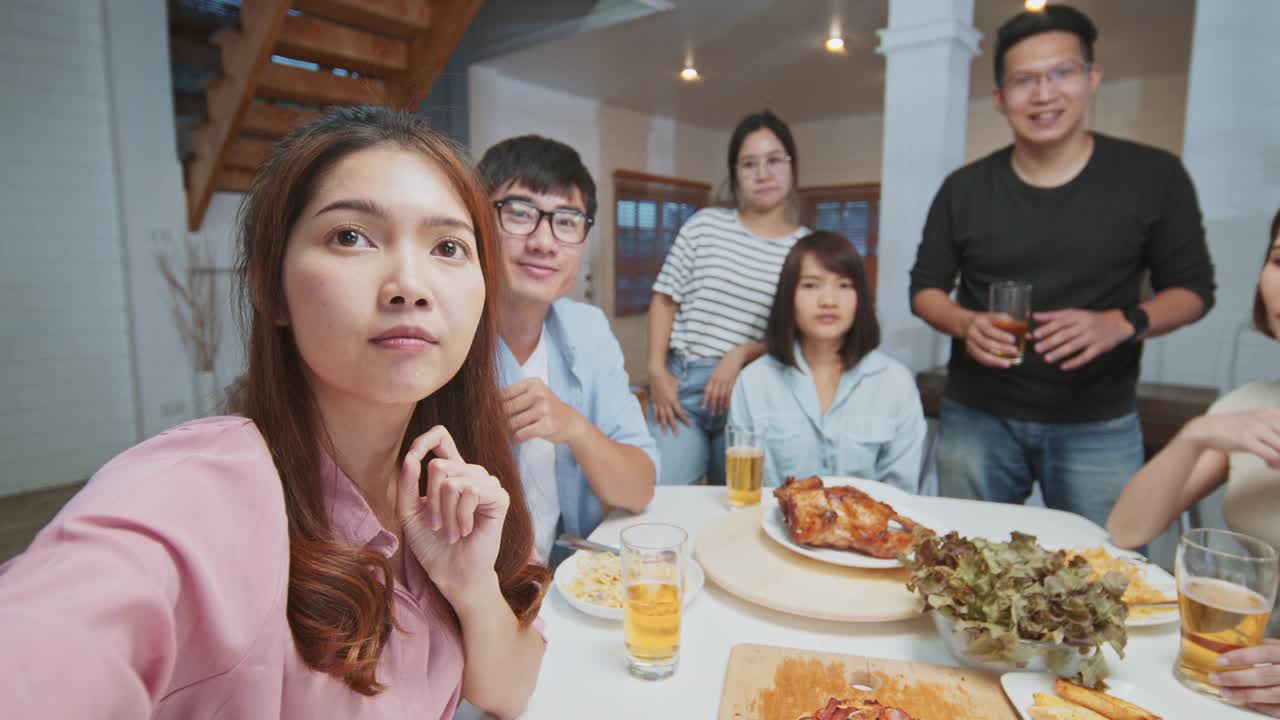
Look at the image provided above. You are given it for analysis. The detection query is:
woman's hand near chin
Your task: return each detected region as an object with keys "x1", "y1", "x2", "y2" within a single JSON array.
[
  {"x1": 398, "y1": 425, "x2": 546, "y2": 719},
  {"x1": 397, "y1": 426, "x2": 507, "y2": 603}
]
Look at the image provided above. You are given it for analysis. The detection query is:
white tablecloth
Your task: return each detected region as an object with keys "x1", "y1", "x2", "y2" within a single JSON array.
[{"x1": 476, "y1": 487, "x2": 1251, "y2": 718}]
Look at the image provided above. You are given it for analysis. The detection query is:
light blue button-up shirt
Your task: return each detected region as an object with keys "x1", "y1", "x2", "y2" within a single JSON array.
[
  {"x1": 497, "y1": 298, "x2": 659, "y2": 545},
  {"x1": 728, "y1": 345, "x2": 925, "y2": 494}
]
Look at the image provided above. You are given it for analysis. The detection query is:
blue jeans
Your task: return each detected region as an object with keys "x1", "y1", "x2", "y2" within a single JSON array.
[
  {"x1": 935, "y1": 398, "x2": 1143, "y2": 530},
  {"x1": 649, "y1": 353, "x2": 727, "y2": 485}
]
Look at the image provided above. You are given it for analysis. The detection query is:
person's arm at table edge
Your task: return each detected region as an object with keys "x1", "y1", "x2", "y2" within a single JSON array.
[{"x1": 1107, "y1": 426, "x2": 1228, "y2": 548}]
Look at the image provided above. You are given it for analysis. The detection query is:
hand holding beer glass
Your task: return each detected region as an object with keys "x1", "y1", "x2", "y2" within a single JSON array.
[
  {"x1": 622, "y1": 523, "x2": 687, "y2": 680},
  {"x1": 989, "y1": 280, "x2": 1032, "y2": 366},
  {"x1": 726, "y1": 425, "x2": 765, "y2": 507},
  {"x1": 1173, "y1": 528, "x2": 1278, "y2": 702}
]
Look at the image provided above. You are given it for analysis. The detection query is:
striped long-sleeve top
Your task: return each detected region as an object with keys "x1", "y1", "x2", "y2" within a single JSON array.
[{"x1": 652, "y1": 207, "x2": 809, "y2": 360}]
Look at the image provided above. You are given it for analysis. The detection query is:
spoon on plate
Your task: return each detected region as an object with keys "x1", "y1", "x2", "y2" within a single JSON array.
[{"x1": 555, "y1": 534, "x2": 621, "y2": 556}]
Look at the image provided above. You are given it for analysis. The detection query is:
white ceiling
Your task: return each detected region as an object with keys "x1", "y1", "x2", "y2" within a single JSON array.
[{"x1": 480, "y1": 0, "x2": 1195, "y2": 130}]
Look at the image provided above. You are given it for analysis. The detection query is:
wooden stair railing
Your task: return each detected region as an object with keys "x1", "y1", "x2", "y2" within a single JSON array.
[{"x1": 184, "y1": 0, "x2": 485, "y2": 231}]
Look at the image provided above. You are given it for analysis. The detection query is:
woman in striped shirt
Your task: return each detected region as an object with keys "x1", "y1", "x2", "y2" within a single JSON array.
[{"x1": 647, "y1": 110, "x2": 810, "y2": 485}]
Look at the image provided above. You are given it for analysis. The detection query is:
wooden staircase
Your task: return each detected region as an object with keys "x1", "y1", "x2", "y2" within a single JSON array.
[{"x1": 184, "y1": 0, "x2": 484, "y2": 231}]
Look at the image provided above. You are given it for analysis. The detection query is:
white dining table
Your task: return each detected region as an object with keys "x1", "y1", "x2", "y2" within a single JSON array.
[{"x1": 466, "y1": 486, "x2": 1257, "y2": 719}]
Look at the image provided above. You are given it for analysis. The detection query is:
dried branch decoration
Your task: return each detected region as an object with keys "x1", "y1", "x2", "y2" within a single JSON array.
[{"x1": 155, "y1": 234, "x2": 223, "y2": 373}]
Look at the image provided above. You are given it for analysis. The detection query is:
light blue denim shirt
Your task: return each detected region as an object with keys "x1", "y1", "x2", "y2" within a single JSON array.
[
  {"x1": 497, "y1": 298, "x2": 659, "y2": 542},
  {"x1": 728, "y1": 345, "x2": 925, "y2": 494}
]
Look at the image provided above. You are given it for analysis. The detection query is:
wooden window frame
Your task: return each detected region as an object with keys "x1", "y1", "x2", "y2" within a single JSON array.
[
  {"x1": 797, "y1": 182, "x2": 881, "y2": 296},
  {"x1": 613, "y1": 170, "x2": 711, "y2": 317}
]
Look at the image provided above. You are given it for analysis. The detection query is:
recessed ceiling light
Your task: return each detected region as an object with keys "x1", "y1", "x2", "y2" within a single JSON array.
[
  {"x1": 1025, "y1": 0, "x2": 1048, "y2": 10},
  {"x1": 680, "y1": 66, "x2": 700, "y2": 81},
  {"x1": 825, "y1": 36, "x2": 846, "y2": 53}
]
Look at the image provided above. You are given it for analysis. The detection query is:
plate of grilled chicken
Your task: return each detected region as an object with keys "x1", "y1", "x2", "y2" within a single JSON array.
[{"x1": 762, "y1": 476, "x2": 936, "y2": 569}]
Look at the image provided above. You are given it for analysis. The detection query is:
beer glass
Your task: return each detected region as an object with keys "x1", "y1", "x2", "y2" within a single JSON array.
[
  {"x1": 725, "y1": 425, "x2": 765, "y2": 507},
  {"x1": 1173, "y1": 528, "x2": 1278, "y2": 700},
  {"x1": 622, "y1": 523, "x2": 687, "y2": 680},
  {"x1": 989, "y1": 280, "x2": 1032, "y2": 365}
]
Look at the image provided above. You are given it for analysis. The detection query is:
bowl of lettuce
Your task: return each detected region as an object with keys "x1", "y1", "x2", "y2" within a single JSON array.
[{"x1": 906, "y1": 530, "x2": 1129, "y2": 688}]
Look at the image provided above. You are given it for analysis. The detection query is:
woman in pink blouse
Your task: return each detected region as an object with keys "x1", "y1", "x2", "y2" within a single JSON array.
[{"x1": 0, "y1": 106, "x2": 550, "y2": 718}]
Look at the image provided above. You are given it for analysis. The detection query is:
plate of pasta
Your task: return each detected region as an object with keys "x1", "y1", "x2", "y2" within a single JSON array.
[
  {"x1": 1063, "y1": 545, "x2": 1179, "y2": 627},
  {"x1": 554, "y1": 550, "x2": 705, "y2": 621}
]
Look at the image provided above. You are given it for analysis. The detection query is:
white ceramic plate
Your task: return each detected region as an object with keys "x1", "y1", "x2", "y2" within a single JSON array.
[
  {"x1": 1002, "y1": 669, "x2": 1259, "y2": 720},
  {"x1": 760, "y1": 476, "x2": 934, "y2": 570},
  {"x1": 553, "y1": 550, "x2": 704, "y2": 622},
  {"x1": 1001, "y1": 672, "x2": 1167, "y2": 720},
  {"x1": 1051, "y1": 544, "x2": 1179, "y2": 627}
]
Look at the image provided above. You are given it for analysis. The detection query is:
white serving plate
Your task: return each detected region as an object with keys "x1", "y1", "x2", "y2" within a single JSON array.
[
  {"x1": 760, "y1": 476, "x2": 936, "y2": 570},
  {"x1": 1106, "y1": 546, "x2": 1178, "y2": 628},
  {"x1": 1001, "y1": 670, "x2": 1256, "y2": 720},
  {"x1": 553, "y1": 549, "x2": 704, "y2": 621}
]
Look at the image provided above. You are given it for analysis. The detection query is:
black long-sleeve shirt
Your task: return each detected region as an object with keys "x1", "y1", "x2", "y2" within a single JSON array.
[{"x1": 909, "y1": 133, "x2": 1215, "y2": 423}]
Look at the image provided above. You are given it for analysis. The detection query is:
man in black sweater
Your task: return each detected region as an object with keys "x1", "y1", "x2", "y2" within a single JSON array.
[{"x1": 908, "y1": 5, "x2": 1215, "y2": 528}]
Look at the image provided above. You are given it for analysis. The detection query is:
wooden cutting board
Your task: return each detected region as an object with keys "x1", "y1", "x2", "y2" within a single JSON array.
[
  {"x1": 694, "y1": 504, "x2": 921, "y2": 622},
  {"x1": 718, "y1": 643, "x2": 1018, "y2": 720}
]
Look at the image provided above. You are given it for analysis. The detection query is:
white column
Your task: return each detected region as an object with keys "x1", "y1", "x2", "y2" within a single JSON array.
[
  {"x1": 875, "y1": 0, "x2": 980, "y2": 370},
  {"x1": 102, "y1": 0, "x2": 198, "y2": 437},
  {"x1": 1149, "y1": 1, "x2": 1280, "y2": 391}
]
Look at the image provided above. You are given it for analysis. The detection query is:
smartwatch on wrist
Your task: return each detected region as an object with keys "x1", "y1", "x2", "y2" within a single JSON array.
[{"x1": 1121, "y1": 304, "x2": 1149, "y2": 342}]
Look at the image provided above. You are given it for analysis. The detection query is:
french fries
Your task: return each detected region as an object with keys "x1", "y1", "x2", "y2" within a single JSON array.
[
  {"x1": 1051, "y1": 679, "x2": 1161, "y2": 720},
  {"x1": 1026, "y1": 681, "x2": 1162, "y2": 720},
  {"x1": 1028, "y1": 706, "x2": 1108, "y2": 720},
  {"x1": 1028, "y1": 692, "x2": 1108, "y2": 720}
]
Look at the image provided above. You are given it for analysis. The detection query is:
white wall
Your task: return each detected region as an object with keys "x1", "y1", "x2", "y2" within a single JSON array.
[
  {"x1": 469, "y1": 64, "x2": 724, "y2": 382},
  {"x1": 103, "y1": 0, "x2": 213, "y2": 439},
  {"x1": 0, "y1": 0, "x2": 138, "y2": 494},
  {"x1": 1160, "y1": 1, "x2": 1280, "y2": 394},
  {"x1": 198, "y1": 192, "x2": 248, "y2": 393},
  {"x1": 1134, "y1": 0, "x2": 1280, "y2": 556}
]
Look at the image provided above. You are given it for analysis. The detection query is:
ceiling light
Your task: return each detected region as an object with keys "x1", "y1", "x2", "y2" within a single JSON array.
[
  {"x1": 1025, "y1": 0, "x2": 1048, "y2": 10},
  {"x1": 680, "y1": 66, "x2": 699, "y2": 81},
  {"x1": 825, "y1": 36, "x2": 846, "y2": 53}
]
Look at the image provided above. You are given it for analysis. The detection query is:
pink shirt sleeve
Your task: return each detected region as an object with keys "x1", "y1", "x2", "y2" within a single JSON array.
[{"x1": 0, "y1": 419, "x2": 288, "y2": 718}]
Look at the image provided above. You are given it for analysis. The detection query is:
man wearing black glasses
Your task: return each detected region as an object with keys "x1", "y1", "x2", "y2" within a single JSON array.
[
  {"x1": 478, "y1": 136, "x2": 656, "y2": 566},
  {"x1": 908, "y1": 4, "x2": 1215, "y2": 529}
]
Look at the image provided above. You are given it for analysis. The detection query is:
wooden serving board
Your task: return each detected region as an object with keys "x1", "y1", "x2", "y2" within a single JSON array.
[
  {"x1": 694, "y1": 504, "x2": 921, "y2": 622},
  {"x1": 718, "y1": 643, "x2": 1018, "y2": 720}
]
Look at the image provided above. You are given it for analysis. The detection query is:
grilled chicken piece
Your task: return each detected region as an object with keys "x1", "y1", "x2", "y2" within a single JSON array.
[
  {"x1": 772, "y1": 476, "x2": 927, "y2": 559},
  {"x1": 800, "y1": 697, "x2": 916, "y2": 720}
]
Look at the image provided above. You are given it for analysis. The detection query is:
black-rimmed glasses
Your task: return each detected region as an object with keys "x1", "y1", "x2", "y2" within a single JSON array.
[{"x1": 494, "y1": 199, "x2": 594, "y2": 245}]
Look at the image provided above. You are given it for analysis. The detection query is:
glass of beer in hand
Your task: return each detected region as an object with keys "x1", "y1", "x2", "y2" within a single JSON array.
[
  {"x1": 622, "y1": 523, "x2": 687, "y2": 680},
  {"x1": 989, "y1": 280, "x2": 1032, "y2": 365},
  {"x1": 725, "y1": 425, "x2": 765, "y2": 507},
  {"x1": 1173, "y1": 528, "x2": 1278, "y2": 701}
]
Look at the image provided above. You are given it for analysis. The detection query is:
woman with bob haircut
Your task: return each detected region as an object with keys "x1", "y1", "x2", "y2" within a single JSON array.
[
  {"x1": 1109, "y1": 210, "x2": 1280, "y2": 690},
  {"x1": 728, "y1": 231, "x2": 925, "y2": 492},
  {"x1": 0, "y1": 106, "x2": 549, "y2": 719}
]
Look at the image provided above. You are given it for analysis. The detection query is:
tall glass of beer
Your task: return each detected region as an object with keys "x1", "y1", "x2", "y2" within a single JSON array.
[
  {"x1": 622, "y1": 523, "x2": 687, "y2": 680},
  {"x1": 989, "y1": 280, "x2": 1032, "y2": 365},
  {"x1": 726, "y1": 425, "x2": 765, "y2": 507},
  {"x1": 1173, "y1": 528, "x2": 1278, "y2": 701}
]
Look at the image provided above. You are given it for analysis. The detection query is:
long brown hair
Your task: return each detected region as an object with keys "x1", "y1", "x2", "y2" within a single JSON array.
[{"x1": 229, "y1": 106, "x2": 548, "y2": 695}]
